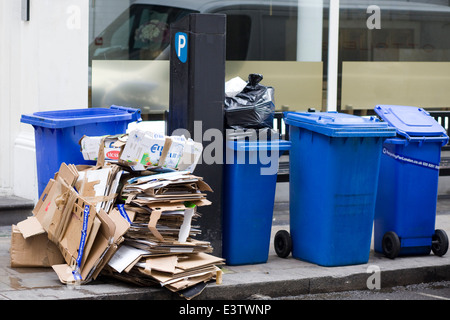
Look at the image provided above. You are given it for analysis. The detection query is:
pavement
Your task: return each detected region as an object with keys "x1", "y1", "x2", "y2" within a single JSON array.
[{"x1": 0, "y1": 199, "x2": 450, "y2": 301}]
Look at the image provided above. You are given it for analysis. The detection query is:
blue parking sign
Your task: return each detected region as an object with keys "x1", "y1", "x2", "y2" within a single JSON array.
[{"x1": 175, "y1": 32, "x2": 188, "y2": 63}]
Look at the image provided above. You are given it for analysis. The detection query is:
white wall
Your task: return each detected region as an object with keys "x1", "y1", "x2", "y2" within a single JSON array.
[{"x1": 0, "y1": 0, "x2": 89, "y2": 202}]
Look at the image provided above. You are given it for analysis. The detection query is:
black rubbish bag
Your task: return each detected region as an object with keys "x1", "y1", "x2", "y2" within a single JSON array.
[{"x1": 224, "y1": 74, "x2": 275, "y2": 130}]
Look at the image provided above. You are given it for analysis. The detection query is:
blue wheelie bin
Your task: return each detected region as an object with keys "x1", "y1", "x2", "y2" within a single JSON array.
[
  {"x1": 21, "y1": 105, "x2": 141, "y2": 197},
  {"x1": 222, "y1": 136, "x2": 291, "y2": 265},
  {"x1": 280, "y1": 111, "x2": 396, "y2": 267},
  {"x1": 374, "y1": 105, "x2": 449, "y2": 258}
]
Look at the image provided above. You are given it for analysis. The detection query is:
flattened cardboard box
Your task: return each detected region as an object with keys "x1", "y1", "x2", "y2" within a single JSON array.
[
  {"x1": 79, "y1": 134, "x2": 126, "y2": 163},
  {"x1": 52, "y1": 206, "x2": 130, "y2": 284},
  {"x1": 10, "y1": 225, "x2": 64, "y2": 268},
  {"x1": 83, "y1": 130, "x2": 203, "y2": 172},
  {"x1": 58, "y1": 198, "x2": 98, "y2": 269},
  {"x1": 17, "y1": 163, "x2": 81, "y2": 243},
  {"x1": 16, "y1": 179, "x2": 72, "y2": 241},
  {"x1": 15, "y1": 163, "x2": 130, "y2": 284}
]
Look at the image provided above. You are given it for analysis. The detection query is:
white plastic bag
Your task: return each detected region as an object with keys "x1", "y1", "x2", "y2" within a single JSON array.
[{"x1": 225, "y1": 76, "x2": 247, "y2": 98}]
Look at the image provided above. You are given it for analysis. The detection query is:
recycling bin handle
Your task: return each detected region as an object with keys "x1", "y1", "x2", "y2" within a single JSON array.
[
  {"x1": 238, "y1": 144, "x2": 289, "y2": 151},
  {"x1": 110, "y1": 105, "x2": 142, "y2": 122},
  {"x1": 407, "y1": 135, "x2": 449, "y2": 147},
  {"x1": 228, "y1": 141, "x2": 291, "y2": 151}
]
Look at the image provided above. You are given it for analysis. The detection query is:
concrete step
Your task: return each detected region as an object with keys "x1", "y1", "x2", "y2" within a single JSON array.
[{"x1": 0, "y1": 196, "x2": 34, "y2": 226}]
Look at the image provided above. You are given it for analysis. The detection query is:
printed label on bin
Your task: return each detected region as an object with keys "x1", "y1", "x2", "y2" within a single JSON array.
[{"x1": 382, "y1": 147, "x2": 439, "y2": 170}]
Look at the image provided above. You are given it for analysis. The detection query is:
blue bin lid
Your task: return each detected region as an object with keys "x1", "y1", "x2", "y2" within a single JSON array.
[
  {"x1": 20, "y1": 105, "x2": 141, "y2": 129},
  {"x1": 226, "y1": 140, "x2": 291, "y2": 151},
  {"x1": 284, "y1": 111, "x2": 396, "y2": 138},
  {"x1": 374, "y1": 105, "x2": 448, "y2": 140}
]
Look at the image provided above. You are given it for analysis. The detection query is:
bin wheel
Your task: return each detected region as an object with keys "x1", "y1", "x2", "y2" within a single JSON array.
[
  {"x1": 382, "y1": 231, "x2": 401, "y2": 259},
  {"x1": 274, "y1": 230, "x2": 292, "y2": 258},
  {"x1": 432, "y1": 229, "x2": 449, "y2": 257}
]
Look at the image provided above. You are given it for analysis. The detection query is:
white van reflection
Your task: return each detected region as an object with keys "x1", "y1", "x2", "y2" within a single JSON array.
[{"x1": 90, "y1": 1, "x2": 195, "y2": 62}]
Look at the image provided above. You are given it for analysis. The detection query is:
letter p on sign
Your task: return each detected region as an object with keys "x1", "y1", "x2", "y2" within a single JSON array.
[{"x1": 175, "y1": 32, "x2": 188, "y2": 63}]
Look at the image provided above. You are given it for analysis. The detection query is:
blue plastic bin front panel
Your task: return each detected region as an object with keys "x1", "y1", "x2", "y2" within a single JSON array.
[
  {"x1": 374, "y1": 138, "x2": 441, "y2": 255},
  {"x1": 222, "y1": 140, "x2": 289, "y2": 265},
  {"x1": 24, "y1": 109, "x2": 135, "y2": 197},
  {"x1": 34, "y1": 121, "x2": 130, "y2": 196},
  {"x1": 288, "y1": 125, "x2": 385, "y2": 266}
]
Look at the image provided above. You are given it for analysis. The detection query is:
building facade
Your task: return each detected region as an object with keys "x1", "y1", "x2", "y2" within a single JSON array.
[{"x1": 1, "y1": 0, "x2": 450, "y2": 201}]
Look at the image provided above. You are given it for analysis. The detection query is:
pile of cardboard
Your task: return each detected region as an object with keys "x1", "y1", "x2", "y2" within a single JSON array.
[
  {"x1": 11, "y1": 131, "x2": 224, "y2": 299},
  {"x1": 102, "y1": 170, "x2": 224, "y2": 298},
  {"x1": 121, "y1": 170, "x2": 213, "y2": 253},
  {"x1": 107, "y1": 252, "x2": 223, "y2": 298},
  {"x1": 13, "y1": 163, "x2": 129, "y2": 284}
]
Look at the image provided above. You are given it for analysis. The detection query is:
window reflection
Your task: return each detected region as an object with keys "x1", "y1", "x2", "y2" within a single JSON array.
[{"x1": 89, "y1": 1, "x2": 450, "y2": 114}]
